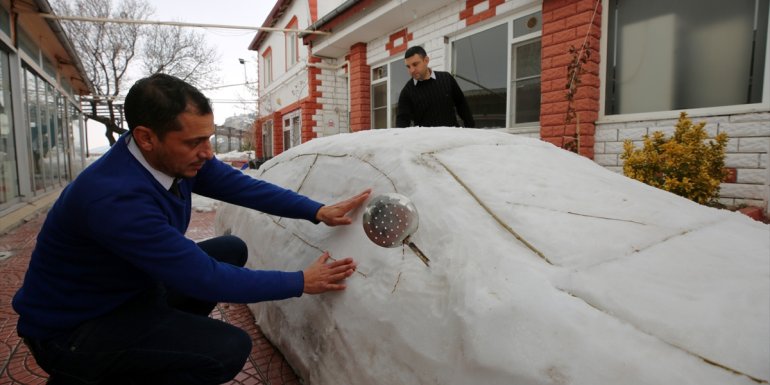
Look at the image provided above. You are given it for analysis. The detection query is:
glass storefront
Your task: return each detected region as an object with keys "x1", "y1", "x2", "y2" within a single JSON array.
[
  {"x1": 0, "y1": 11, "x2": 88, "y2": 214},
  {"x1": 0, "y1": 49, "x2": 16, "y2": 205}
]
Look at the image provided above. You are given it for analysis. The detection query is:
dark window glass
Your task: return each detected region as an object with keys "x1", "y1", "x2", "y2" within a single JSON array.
[{"x1": 453, "y1": 24, "x2": 508, "y2": 128}]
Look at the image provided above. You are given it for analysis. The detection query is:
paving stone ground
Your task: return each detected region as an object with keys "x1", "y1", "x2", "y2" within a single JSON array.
[{"x1": 0, "y1": 210, "x2": 300, "y2": 385}]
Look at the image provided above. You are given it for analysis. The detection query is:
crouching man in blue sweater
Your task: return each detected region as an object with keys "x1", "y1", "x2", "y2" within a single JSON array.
[{"x1": 12, "y1": 73, "x2": 371, "y2": 385}]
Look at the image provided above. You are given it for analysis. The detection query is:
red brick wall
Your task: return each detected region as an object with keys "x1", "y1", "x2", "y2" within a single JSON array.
[
  {"x1": 386, "y1": 29, "x2": 413, "y2": 57},
  {"x1": 541, "y1": 0, "x2": 601, "y2": 158},
  {"x1": 308, "y1": 0, "x2": 317, "y2": 22},
  {"x1": 349, "y1": 42, "x2": 371, "y2": 132},
  {"x1": 304, "y1": 55, "x2": 322, "y2": 142}
]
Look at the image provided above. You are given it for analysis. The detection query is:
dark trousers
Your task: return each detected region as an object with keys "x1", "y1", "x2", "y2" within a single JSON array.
[{"x1": 24, "y1": 236, "x2": 252, "y2": 385}]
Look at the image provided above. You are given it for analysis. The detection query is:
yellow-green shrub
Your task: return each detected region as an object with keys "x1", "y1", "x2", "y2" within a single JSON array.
[{"x1": 621, "y1": 112, "x2": 728, "y2": 205}]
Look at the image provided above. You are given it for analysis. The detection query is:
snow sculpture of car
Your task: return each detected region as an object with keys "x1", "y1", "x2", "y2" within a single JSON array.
[{"x1": 215, "y1": 127, "x2": 769, "y2": 385}]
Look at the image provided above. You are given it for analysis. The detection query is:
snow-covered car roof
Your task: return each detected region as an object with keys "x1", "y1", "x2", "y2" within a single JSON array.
[{"x1": 216, "y1": 127, "x2": 769, "y2": 385}]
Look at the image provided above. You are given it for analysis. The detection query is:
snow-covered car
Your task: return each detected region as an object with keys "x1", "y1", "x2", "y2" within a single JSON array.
[{"x1": 215, "y1": 127, "x2": 769, "y2": 385}]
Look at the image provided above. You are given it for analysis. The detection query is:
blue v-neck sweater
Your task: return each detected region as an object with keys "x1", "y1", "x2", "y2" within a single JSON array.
[{"x1": 13, "y1": 136, "x2": 323, "y2": 339}]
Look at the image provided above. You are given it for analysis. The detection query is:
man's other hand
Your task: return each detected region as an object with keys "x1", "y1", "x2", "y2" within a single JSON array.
[
  {"x1": 316, "y1": 189, "x2": 372, "y2": 226},
  {"x1": 303, "y1": 252, "x2": 357, "y2": 294}
]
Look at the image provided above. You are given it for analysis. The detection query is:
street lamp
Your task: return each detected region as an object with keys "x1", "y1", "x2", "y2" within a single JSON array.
[{"x1": 238, "y1": 58, "x2": 248, "y2": 85}]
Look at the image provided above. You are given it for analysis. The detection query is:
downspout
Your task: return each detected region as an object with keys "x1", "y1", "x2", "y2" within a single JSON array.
[
  {"x1": 306, "y1": 60, "x2": 350, "y2": 134},
  {"x1": 298, "y1": 0, "x2": 365, "y2": 134}
]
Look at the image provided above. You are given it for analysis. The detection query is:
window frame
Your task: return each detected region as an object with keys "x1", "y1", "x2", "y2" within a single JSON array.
[
  {"x1": 285, "y1": 17, "x2": 299, "y2": 69},
  {"x1": 371, "y1": 63, "x2": 389, "y2": 129},
  {"x1": 448, "y1": 8, "x2": 542, "y2": 129},
  {"x1": 598, "y1": 0, "x2": 770, "y2": 123},
  {"x1": 262, "y1": 120, "x2": 273, "y2": 159},
  {"x1": 369, "y1": 56, "x2": 416, "y2": 129},
  {"x1": 262, "y1": 47, "x2": 273, "y2": 86},
  {"x1": 509, "y1": 36, "x2": 541, "y2": 126},
  {"x1": 282, "y1": 110, "x2": 301, "y2": 151},
  {"x1": 0, "y1": 47, "x2": 18, "y2": 207}
]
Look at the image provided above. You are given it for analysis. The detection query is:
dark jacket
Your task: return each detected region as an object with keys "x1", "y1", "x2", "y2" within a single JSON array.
[{"x1": 396, "y1": 70, "x2": 475, "y2": 128}]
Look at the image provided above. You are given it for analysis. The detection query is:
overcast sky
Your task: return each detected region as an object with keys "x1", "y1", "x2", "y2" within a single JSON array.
[{"x1": 87, "y1": 0, "x2": 272, "y2": 149}]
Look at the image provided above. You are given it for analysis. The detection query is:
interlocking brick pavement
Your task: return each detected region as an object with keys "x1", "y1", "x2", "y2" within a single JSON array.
[{"x1": 0, "y1": 209, "x2": 300, "y2": 385}]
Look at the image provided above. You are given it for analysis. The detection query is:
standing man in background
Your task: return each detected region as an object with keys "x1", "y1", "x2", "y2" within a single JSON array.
[{"x1": 396, "y1": 46, "x2": 475, "y2": 128}]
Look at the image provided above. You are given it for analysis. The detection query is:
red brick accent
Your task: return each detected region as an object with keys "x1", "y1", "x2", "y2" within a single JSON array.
[
  {"x1": 540, "y1": 0, "x2": 602, "y2": 159},
  {"x1": 460, "y1": 0, "x2": 505, "y2": 27},
  {"x1": 299, "y1": 55, "x2": 323, "y2": 143},
  {"x1": 723, "y1": 167, "x2": 737, "y2": 183},
  {"x1": 738, "y1": 206, "x2": 768, "y2": 223},
  {"x1": 348, "y1": 43, "x2": 371, "y2": 132},
  {"x1": 309, "y1": 0, "x2": 318, "y2": 22},
  {"x1": 386, "y1": 28, "x2": 413, "y2": 57}
]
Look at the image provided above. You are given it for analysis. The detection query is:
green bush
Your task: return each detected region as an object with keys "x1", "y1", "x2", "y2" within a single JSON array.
[{"x1": 621, "y1": 112, "x2": 728, "y2": 205}]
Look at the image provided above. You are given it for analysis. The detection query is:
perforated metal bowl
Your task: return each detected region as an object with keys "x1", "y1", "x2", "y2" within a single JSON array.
[
  {"x1": 362, "y1": 193, "x2": 429, "y2": 266},
  {"x1": 362, "y1": 193, "x2": 419, "y2": 248}
]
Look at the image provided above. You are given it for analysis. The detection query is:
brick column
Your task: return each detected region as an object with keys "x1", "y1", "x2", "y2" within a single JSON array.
[
  {"x1": 541, "y1": 0, "x2": 601, "y2": 158},
  {"x1": 303, "y1": 55, "x2": 322, "y2": 142},
  {"x1": 348, "y1": 43, "x2": 371, "y2": 132}
]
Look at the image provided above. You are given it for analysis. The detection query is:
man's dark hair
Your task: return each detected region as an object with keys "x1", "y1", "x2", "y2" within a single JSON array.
[
  {"x1": 404, "y1": 46, "x2": 427, "y2": 60},
  {"x1": 124, "y1": 73, "x2": 212, "y2": 138}
]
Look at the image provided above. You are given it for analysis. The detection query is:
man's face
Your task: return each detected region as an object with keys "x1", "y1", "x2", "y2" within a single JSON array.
[
  {"x1": 137, "y1": 111, "x2": 215, "y2": 179},
  {"x1": 404, "y1": 53, "x2": 430, "y2": 81}
]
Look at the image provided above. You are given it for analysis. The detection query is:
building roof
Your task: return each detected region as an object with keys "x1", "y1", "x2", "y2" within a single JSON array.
[
  {"x1": 300, "y1": 0, "x2": 454, "y2": 58},
  {"x1": 248, "y1": 0, "x2": 294, "y2": 51},
  {"x1": 34, "y1": 0, "x2": 94, "y2": 95}
]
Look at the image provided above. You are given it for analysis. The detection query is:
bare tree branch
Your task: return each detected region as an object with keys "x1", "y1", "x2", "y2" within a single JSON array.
[
  {"x1": 141, "y1": 25, "x2": 220, "y2": 90},
  {"x1": 52, "y1": 0, "x2": 218, "y2": 145}
]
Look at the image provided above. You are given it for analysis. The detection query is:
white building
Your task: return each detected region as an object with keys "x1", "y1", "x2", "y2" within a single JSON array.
[{"x1": 250, "y1": 0, "x2": 770, "y2": 215}]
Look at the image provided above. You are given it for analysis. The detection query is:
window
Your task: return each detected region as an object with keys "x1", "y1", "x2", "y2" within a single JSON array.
[
  {"x1": 25, "y1": 68, "x2": 44, "y2": 191},
  {"x1": 282, "y1": 111, "x2": 301, "y2": 150},
  {"x1": 370, "y1": 59, "x2": 411, "y2": 128},
  {"x1": 451, "y1": 11, "x2": 541, "y2": 128},
  {"x1": 0, "y1": 49, "x2": 17, "y2": 206},
  {"x1": 287, "y1": 31, "x2": 298, "y2": 66},
  {"x1": 372, "y1": 65, "x2": 388, "y2": 128},
  {"x1": 286, "y1": 17, "x2": 299, "y2": 67},
  {"x1": 262, "y1": 48, "x2": 273, "y2": 85},
  {"x1": 262, "y1": 120, "x2": 273, "y2": 159},
  {"x1": 18, "y1": 29, "x2": 38, "y2": 63},
  {"x1": 511, "y1": 40, "x2": 541, "y2": 124},
  {"x1": 0, "y1": 6, "x2": 10, "y2": 37},
  {"x1": 69, "y1": 102, "x2": 86, "y2": 176},
  {"x1": 46, "y1": 82, "x2": 63, "y2": 186},
  {"x1": 605, "y1": 0, "x2": 769, "y2": 115}
]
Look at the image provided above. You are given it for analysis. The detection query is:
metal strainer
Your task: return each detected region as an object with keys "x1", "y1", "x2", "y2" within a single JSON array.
[{"x1": 362, "y1": 193, "x2": 430, "y2": 267}]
